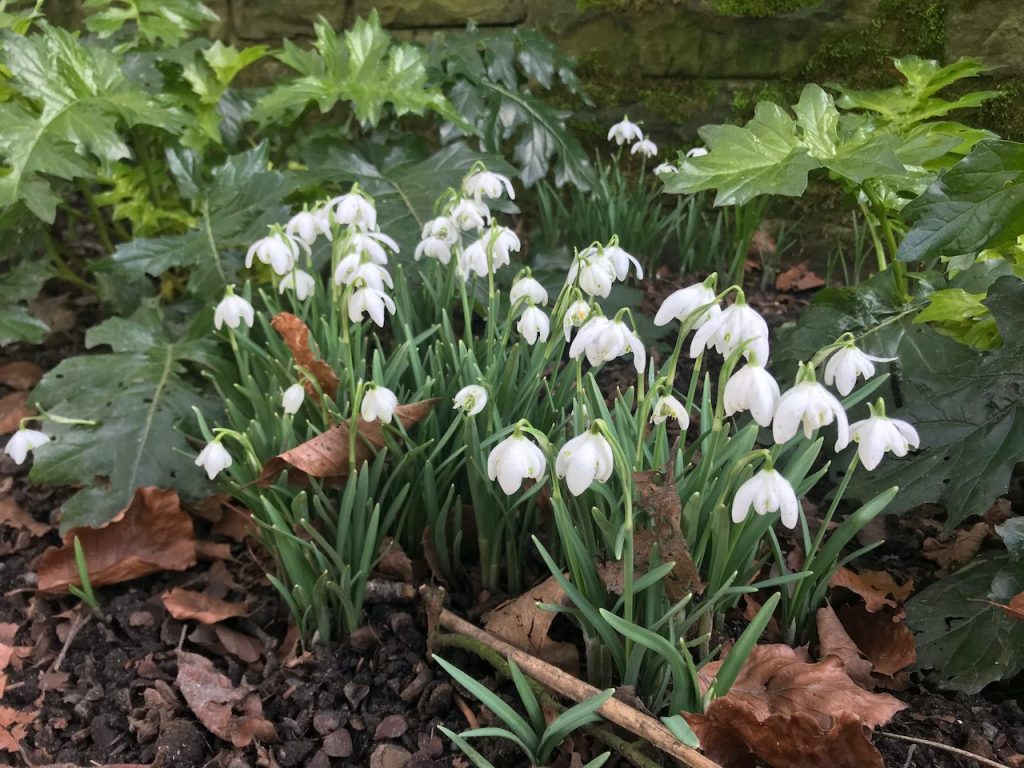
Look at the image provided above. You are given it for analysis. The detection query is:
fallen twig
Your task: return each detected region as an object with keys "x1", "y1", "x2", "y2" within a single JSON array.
[
  {"x1": 49, "y1": 609, "x2": 91, "y2": 673},
  {"x1": 878, "y1": 731, "x2": 1009, "y2": 768},
  {"x1": 426, "y1": 590, "x2": 721, "y2": 768}
]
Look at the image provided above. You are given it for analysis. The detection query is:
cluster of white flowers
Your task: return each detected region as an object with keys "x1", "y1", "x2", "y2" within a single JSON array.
[{"x1": 607, "y1": 116, "x2": 658, "y2": 159}]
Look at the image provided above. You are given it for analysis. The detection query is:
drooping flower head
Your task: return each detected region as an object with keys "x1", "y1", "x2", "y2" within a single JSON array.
[
  {"x1": 510, "y1": 273, "x2": 548, "y2": 307},
  {"x1": 569, "y1": 316, "x2": 646, "y2": 373},
  {"x1": 453, "y1": 385, "x2": 488, "y2": 417},
  {"x1": 214, "y1": 286, "x2": 255, "y2": 330},
  {"x1": 563, "y1": 300, "x2": 593, "y2": 342},
  {"x1": 195, "y1": 439, "x2": 232, "y2": 480},
  {"x1": 567, "y1": 246, "x2": 616, "y2": 298},
  {"x1": 286, "y1": 208, "x2": 331, "y2": 246},
  {"x1": 631, "y1": 139, "x2": 658, "y2": 158},
  {"x1": 463, "y1": 166, "x2": 515, "y2": 202},
  {"x1": 732, "y1": 466, "x2": 799, "y2": 529},
  {"x1": 689, "y1": 291, "x2": 769, "y2": 364},
  {"x1": 451, "y1": 198, "x2": 491, "y2": 232},
  {"x1": 347, "y1": 285, "x2": 396, "y2": 327},
  {"x1": 278, "y1": 269, "x2": 316, "y2": 301},
  {"x1": 361, "y1": 384, "x2": 398, "y2": 424},
  {"x1": 654, "y1": 276, "x2": 720, "y2": 330},
  {"x1": 608, "y1": 116, "x2": 643, "y2": 146},
  {"x1": 487, "y1": 428, "x2": 547, "y2": 495},
  {"x1": 724, "y1": 362, "x2": 781, "y2": 428},
  {"x1": 329, "y1": 190, "x2": 377, "y2": 230},
  {"x1": 460, "y1": 225, "x2": 520, "y2": 278},
  {"x1": 517, "y1": 305, "x2": 550, "y2": 346},
  {"x1": 414, "y1": 216, "x2": 459, "y2": 265},
  {"x1": 651, "y1": 395, "x2": 689, "y2": 427},
  {"x1": 824, "y1": 342, "x2": 895, "y2": 397},
  {"x1": 334, "y1": 255, "x2": 393, "y2": 291},
  {"x1": 4, "y1": 427, "x2": 49, "y2": 466},
  {"x1": 849, "y1": 399, "x2": 920, "y2": 470},
  {"x1": 556, "y1": 425, "x2": 614, "y2": 497},
  {"x1": 282, "y1": 383, "x2": 305, "y2": 415},
  {"x1": 245, "y1": 229, "x2": 304, "y2": 275},
  {"x1": 773, "y1": 362, "x2": 849, "y2": 450}
]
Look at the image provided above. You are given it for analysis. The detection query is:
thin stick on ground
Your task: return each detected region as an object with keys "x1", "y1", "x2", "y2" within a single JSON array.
[
  {"x1": 433, "y1": 602, "x2": 722, "y2": 768},
  {"x1": 878, "y1": 731, "x2": 1009, "y2": 768}
]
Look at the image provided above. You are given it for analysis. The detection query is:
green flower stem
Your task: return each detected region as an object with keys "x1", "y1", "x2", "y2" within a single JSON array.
[
  {"x1": 131, "y1": 127, "x2": 163, "y2": 209},
  {"x1": 862, "y1": 184, "x2": 909, "y2": 302},
  {"x1": 76, "y1": 180, "x2": 114, "y2": 255},
  {"x1": 43, "y1": 232, "x2": 98, "y2": 295}
]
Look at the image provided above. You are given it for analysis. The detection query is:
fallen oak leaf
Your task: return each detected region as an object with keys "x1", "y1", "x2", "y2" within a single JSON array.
[
  {"x1": 484, "y1": 575, "x2": 579, "y2": 675},
  {"x1": 257, "y1": 399, "x2": 437, "y2": 486},
  {"x1": 829, "y1": 567, "x2": 912, "y2": 612},
  {"x1": 922, "y1": 521, "x2": 990, "y2": 571},
  {"x1": 162, "y1": 588, "x2": 247, "y2": 624},
  {"x1": 175, "y1": 650, "x2": 277, "y2": 747},
  {"x1": 37, "y1": 487, "x2": 196, "y2": 591},
  {"x1": 271, "y1": 312, "x2": 339, "y2": 400},
  {"x1": 0, "y1": 705, "x2": 33, "y2": 753},
  {"x1": 836, "y1": 604, "x2": 916, "y2": 681},
  {"x1": 817, "y1": 605, "x2": 875, "y2": 690}
]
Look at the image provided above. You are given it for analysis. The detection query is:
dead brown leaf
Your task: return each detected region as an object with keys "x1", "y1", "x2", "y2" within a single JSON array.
[
  {"x1": 995, "y1": 592, "x2": 1024, "y2": 622},
  {"x1": 776, "y1": 262, "x2": 825, "y2": 292},
  {"x1": 162, "y1": 588, "x2": 247, "y2": 624},
  {"x1": 0, "y1": 621, "x2": 31, "y2": 698},
  {"x1": 38, "y1": 487, "x2": 197, "y2": 592},
  {"x1": 631, "y1": 470, "x2": 701, "y2": 599},
  {"x1": 829, "y1": 567, "x2": 912, "y2": 612},
  {"x1": 176, "y1": 650, "x2": 277, "y2": 747},
  {"x1": 271, "y1": 312, "x2": 339, "y2": 400},
  {"x1": 214, "y1": 626, "x2": 263, "y2": 663},
  {"x1": 484, "y1": 576, "x2": 579, "y2": 674},
  {"x1": 817, "y1": 605, "x2": 874, "y2": 689},
  {"x1": 923, "y1": 521, "x2": 989, "y2": 571},
  {"x1": 377, "y1": 537, "x2": 413, "y2": 582},
  {"x1": 0, "y1": 392, "x2": 33, "y2": 435},
  {"x1": 0, "y1": 362, "x2": 43, "y2": 390},
  {"x1": 257, "y1": 400, "x2": 437, "y2": 486},
  {"x1": 28, "y1": 294, "x2": 74, "y2": 333},
  {"x1": 686, "y1": 644, "x2": 906, "y2": 768},
  {"x1": 0, "y1": 705, "x2": 34, "y2": 753},
  {"x1": 836, "y1": 604, "x2": 916, "y2": 681},
  {"x1": 0, "y1": 496, "x2": 50, "y2": 537}
]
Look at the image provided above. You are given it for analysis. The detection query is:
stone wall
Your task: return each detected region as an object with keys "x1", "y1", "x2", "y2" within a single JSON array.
[{"x1": 43, "y1": 0, "x2": 1024, "y2": 139}]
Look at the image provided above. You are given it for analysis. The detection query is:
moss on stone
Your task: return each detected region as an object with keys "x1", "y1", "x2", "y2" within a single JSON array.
[
  {"x1": 708, "y1": 0, "x2": 821, "y2": 16},
  {"x1": 976, "y1": 78, "x2": 1024, "y2": 142}
]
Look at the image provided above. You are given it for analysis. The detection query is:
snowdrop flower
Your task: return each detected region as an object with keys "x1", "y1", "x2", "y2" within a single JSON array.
[
  {"x1": 732, "y1": 467, "x2": 799, "y2": 529},
  {"x1": 824, "y1": 343, "x2": 895, "y2": 397},
  {"x1": 631, "y1": 139, "x2": 658, "y2": 158},
  {"x1": 282, "y1": 384, "x2": 305, "y2": 415},
  {"x1": 334, "y1": 255, "x2": 393, "y2": 290},
  {"x1": 463, "y1": 168, "x2": 515, "y2": 202},
  {"x1": 689, "y1": 296, "x2": 769, "y2": 364},
  {"x1": 347, "y1": 285, "x2": 396, "y2": 327},
  {"x1": 451, "y1": 198, "x2": 490, "y2": 232},
  {"x1": 245, "y1": 230, "x2": 303, "y2": 275},
  {"x1": 348, "y1": 230, "x2": 399, "y2": 265},
  {"x1": 361, "y1": 384, "x2": 398, "y2": 424},
  {"x1": 285, "y1": 209, "x2": 330, "y2": 247},
  {"x1": 724, "y1": 363, "x2": 781, "y2": 428},
  {"x1": 567, "y1": 247, "x2": 616, "y2": 298},
  {"x1": 654, "y1": 280, "x2": 720, "y2": 329},
  {"x1": 849, "y1": 400, "x2": 920, "y2": 471},
  {"x1": 453, "y1": 385, "x2": 488, "y2": 417},
  {"x1": 569, "y1": 317, "x2": 646, "y2": 373},
  {"x1": 517, "y1": 305, "x2": 550, "y2": 345},
  {"x1": 608, "y1": 116, "x2": 643, "y2": 145},
  {"x1": 605, "y1": 243, "x2": 643, "y2": 281},
  {"x1": 278, "y1": 269, "x2": 316, "y2": 301},
  {"x1": 214, "y1": 288, "x2": 255, "y2": 330},
  {"x1": 556, "y1": 428, "x2": 614, "y2": 497},
  {"x1": 4, "y1": 428, "x2": 49, "y2": 465},
  {"x1": 329, "y1": 192, "x2": 377, "y2": 230},
  {"x1": 563, "y1": 300, "x2": 593, "y2": 341},
  {"x1": 460, "y1": 226, "x2": 520, "y2": 278},
  {"x1": 686, "y1": 146, "x2": 709, "y2": 158},
  {"x1": 414, "y1": 217, "x2": 459, "y2": 264},
  {"x1": 510, "y1": 275, "x2": 548, "y2": 306},
  {"x1": 653, "y1": 162, "x2": 678, "y2": 175},
  {"x1": 488, "y1": 432, "x2": 547, "y2": 495},
  {"x1": 651, "y1": 395, "x2": 689, "y2": 427},
  {"x1": 773, "y1": 363, "x2": 849, "y2": 450},
  {"x1": 195, "y1": 440, "x2": 232, "y2": 480}
]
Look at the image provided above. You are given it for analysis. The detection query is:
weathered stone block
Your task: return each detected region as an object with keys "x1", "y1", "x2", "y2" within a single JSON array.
[
  {"x1": 231, "y1": 0, "x2": 346, "y2": 41},
  {"x1": 946, "y1": 0, "x2": 1024, "y2": 75},
  {"x1": 353, "y1": 0, "x2": 527, "y2": 28}
]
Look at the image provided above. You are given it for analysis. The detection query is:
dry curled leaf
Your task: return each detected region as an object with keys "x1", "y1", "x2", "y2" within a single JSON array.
[
  {"x1": 994, "y1": 592, "x2": 1024, "y2": 621},
  {"x1": 829, "y1": 567, "x2": 913, "y2": 613},
  {"x1": 0, "y1": 705, "x2": 34, "y2": 753},
  {"x1": 175, "y1": 650, "x2": 277, "y2": 747},
  {"x1": 257, "y1": 400, "x2": 437, "y2": 486},
  {"x1": 0, "y1": 495, "x2": 50, "y2": 537},
  {"x1": 836, "y1": 604, "x2": 916, "y2": 682},
  {"x1": 162, "y1": 588, "x2": 247, "y2": 624},
  {"x1": 0, "y1": 361, "x2": 44, "y2": 390},
  {"x1": 631, "y1": 470, "x2": 701, "y2": 599},
  {"x1": 922, "y1": 521, "x2": 990, "y2": 571},
  {"x1": 776, "y1": 262, "x2": 825, "y2": 292},
  {"x1": 686, "y1": 644, "x2": 906, "y2": 768},
  {"x1": 817, "y1": 605, "x2": 875, "y2": 690},
  {"x1": 0, "y1": 391, "x2": 33, "y2": 435},
  {"x1": 38, "y1": 487, "x2": 196, "y2": 591},
  {"x1": 484, "y1": 575, "x2": 578, "y2": 674},
  {"x1": 271, "y1": 312, "x2": 339, "y2": 400}
]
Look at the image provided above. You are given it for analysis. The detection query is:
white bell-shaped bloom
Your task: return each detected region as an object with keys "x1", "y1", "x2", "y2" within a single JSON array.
[
  {"x1": 329, "y1": 193, "x2": 377, "y2": 230},
  {"x1": 347, "y1": 286, "x2": 396, "y2": 327},
  {"x1": 651, "y1": 395, "x2": 689, "y2": 427},
  {"x1": 731, "y1": 468, "x2": 799, "y2": 529},
  {"x1": 347, "y1": 230, "x2": 398, "y2": 265},
  {"x1": 361, "y1": 385, "x2": 398, "y2": 424},
  {"x1": 460, "y1": 226, "x2": 520, "y2": 278},
  {"x1": 849, "y1": 402, "x2": 920, "y2": 470},
  {"x1": 563, "y1": 300, "x2": 593, "y2": 342},
  {"x1": 282, "y1": 384, "x2": 305, "y2": 415},
  {"x1": 414, "y1": 235, "x2": 454, "y2": 265},
  {"x1": 285, "y1": 210, "x2": 330, "y2": 247},
  {"x1": 451, "y1": 198, "x2": 491, "y2": 232},
  {"x1": 824, "y1": 344, "x2": 895, "y2": 397},
  {"x1": 686, "y1": 146, "x2": 709, "y2": 158},
  {"x1": 654, "y1": 282, "x2": 720, "y2": 329},
  {"x1": 278, "y1": 269, "x2": 316, "y2": 300},
  {"x1": 414, "y1": 216, "x2": 459, "y2": 265},
  {"x1": 463, "y1": 169, "x2": 515, "y2": 202},
  {"x1": 214, "y1": 291, "x2": 255, "y2": 330},
  {"x1": 773, "y1": 366, "x2": 849, "y2": 450},
  {"x1": 556, "y1": 430, "x2": 614, "y2": 497},
  {"x1": 569, "y1": 317, "x2": 646, "y2": 373},
  {"x1": 517, "y1": 306, "x2": 550, "y2": 346},
  {"x1": 653, "y1": 162, "x2": 678, "y2": 175},
  {"x1": 567, "y1": 248, "x2": 616, "y2": 298},
  {"x1": 4, "y1": 428, "x2": 49, "y2": 465},
  {"x1": 631, "y1": 139, "x2": 658, "y2": 158},
  {"x1": 487, "y1": 433, "x2": 547, "y2": 495},
  {"x1": 334, "y1": 255, "x2": 393, "y2": 291},
  {"x1": 604, "y1": 244, "x2": 643, "y2": 281},
  {"x1": 510, "y1": 276, "x2": 548, "y2": 307},
  {"x1": 195, "y1": 440, "x2": 232, "y2": 480},
  {"x1": 452, "y1": 385, "x2": 488, "y2": 417},
  {"x1": 608, "y1": 116, "x2": 643, "y2": 145},
  {"x1": 724, "y1": 363, "x2": 781, "y2": 428},
  {"x1": 689, "y1": 300, "x2": 769, "y2": 364},
  {"x1": 245, "y1": 231, "x2": 303, "y2": 275},
  {"x1": 459, "y1": 239, "x2": 490, "y2": 278}
]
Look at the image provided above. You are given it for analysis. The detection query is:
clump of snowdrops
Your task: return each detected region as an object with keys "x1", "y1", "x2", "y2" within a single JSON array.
[{"x1": 185, "y1": 159, "x2": 916, "y2": 715}]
